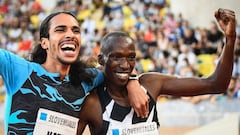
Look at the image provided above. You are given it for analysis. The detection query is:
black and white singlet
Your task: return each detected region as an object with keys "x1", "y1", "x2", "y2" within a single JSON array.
[{"x1": 96, "y1": 85, "x2": 159, "y2": 135}]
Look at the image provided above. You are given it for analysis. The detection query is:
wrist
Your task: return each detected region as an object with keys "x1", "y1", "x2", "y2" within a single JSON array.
[
  {"x1": 226, "y1": 31, "x2": 236, "y2": 39},
  {"x1": 129, "y1": 74, "x2": 139, "y2": 80},
  {"x1": 226, "y1": 36, "x2": 236, "y2": 45},
  {"x1": 127, "y1": 79, "x2": 140, "y2": 91}
]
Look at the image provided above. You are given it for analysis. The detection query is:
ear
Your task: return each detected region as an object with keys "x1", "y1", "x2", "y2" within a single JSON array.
[
  {"x1": 98, "y1": 54, "x2": 104, "y2": 66},
  {"x1": 40, "y1": 38, "x2": 49, "y2": 49}
]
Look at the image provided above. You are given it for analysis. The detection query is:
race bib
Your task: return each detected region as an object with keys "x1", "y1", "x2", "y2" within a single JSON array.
[
  {"x1": 111, "y1": 122, "x2": 159, "y2": 135},
  {"x1": 33, "y1": 108, "x2": 79, "y2": 135}
]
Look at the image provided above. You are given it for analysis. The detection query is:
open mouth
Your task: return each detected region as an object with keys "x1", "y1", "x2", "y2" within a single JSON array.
[
  {"x1": 115, "y1": 73, "x2": 129, "y2": 80},
  {"x1": 61, "y1": 44, "x2": 76, "y2": 52}
]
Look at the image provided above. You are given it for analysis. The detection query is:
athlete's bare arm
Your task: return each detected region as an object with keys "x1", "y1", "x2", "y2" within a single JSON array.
[{"x1": 140, "y1": 8, "x2": 236, "y2": 100}]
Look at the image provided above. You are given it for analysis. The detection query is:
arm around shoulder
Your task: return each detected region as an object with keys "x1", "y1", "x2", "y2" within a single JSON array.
[{"x1": 78, "y1": 90, "x2": 102, "y2": 135}]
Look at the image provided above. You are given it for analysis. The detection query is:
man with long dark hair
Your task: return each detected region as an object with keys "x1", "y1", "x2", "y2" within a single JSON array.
[{"x1": 0, "y1": 11, "x2": 148, "y2": 135}]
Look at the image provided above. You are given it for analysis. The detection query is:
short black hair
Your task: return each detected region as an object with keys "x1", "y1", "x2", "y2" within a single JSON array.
[{"x1": 100, "y1": 31, "x2": 134, "y2": 55}]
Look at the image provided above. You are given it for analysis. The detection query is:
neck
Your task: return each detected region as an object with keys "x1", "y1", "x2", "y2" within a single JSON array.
[
  {"x1": 41, "y1": 62, "x2": 70, "y2": 80},
  {"x1": 106, "y1": 85, "x2": 130, "y2": 106}
]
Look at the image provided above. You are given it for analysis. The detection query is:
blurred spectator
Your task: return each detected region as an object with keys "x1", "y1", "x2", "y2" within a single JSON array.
[
  {"x1": 233, "y1": 35, "x2": 240, "y2": 77},
  {"x1": 136, "y1": 54, "x2": 155, "y2": 73},
  {"x1": 226, "y1": 76, "x2": 238, "y2": 99},
  {"x1": 92, "y1": 41, "x2": 101, "y2": 59},
  {"x1": 102, "y1": 3, "x2": 111, "y2": 20},
  {"x1": 162, "y1": 12, "x2": 178, "y2": 38},
  {"x1": 176, "y1": 44, "x2": 197, "y2": 74},
  {"x1": 29, "y1": 1, "x2": 46, "y2": 31},
  {"x1": 233, "y1": 77, "x2": 240, "y2": 99},
  {"x1": 179, "y1": 58, "x2": 195, "y2": 77},
  {"x1": 156, "y1": 29, "x2": 169, "y2": 51},
  {"x1": 81, "y1": 15, "x2": 96, "y2": 34},
  {"x1": 181, "y1": 27, "x2": 198, "y2": 54},
  {"x1": 6, "y1": 17, "x2": 21, "y2": 53},
  {"x1": 196, "y1": 28, "x2": 217, "y2": 55},
  {"x1": 206, "y1": 21, "x2": 224, "y2": 53}
]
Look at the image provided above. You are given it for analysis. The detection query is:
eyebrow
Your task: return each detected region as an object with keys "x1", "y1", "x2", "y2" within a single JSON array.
[
  {"x1": 54, "y1": 25, "x2": 80, "y2": 30},
  {"x1": 109, "y1": 51, "x2": 136, "y2": 56}
]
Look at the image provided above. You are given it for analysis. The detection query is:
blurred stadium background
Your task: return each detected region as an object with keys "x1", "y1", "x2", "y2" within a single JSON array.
[{"x1": 0, "y1": 0, "x2": 240, "y2": 134}]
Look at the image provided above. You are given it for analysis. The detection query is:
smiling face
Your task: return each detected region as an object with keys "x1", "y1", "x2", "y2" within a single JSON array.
[
  {"x1": 41, "y1": 13, "x2": 81, "y2": 65},
  {"x1": 100, "y1": 33, "x2": 136, "y2": 87}
]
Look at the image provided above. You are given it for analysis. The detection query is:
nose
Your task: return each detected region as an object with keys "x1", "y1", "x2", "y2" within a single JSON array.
[
  {"x1": 119, "y1": 58, "x2": 130, "y2": 69},
  {"x1": 65, "y1": 29, "x2": 75, "y2": 38}
]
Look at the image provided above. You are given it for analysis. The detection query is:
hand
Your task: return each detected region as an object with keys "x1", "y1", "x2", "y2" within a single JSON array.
[
  {"x1": 214, "y1": 8, "x2": 236, "y2": 38},
  {"x1": 127, "y1": 80, "x2": 149, "y2": 118}
]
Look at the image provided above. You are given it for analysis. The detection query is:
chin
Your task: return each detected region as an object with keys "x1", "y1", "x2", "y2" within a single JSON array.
[
  {"x1": 58, "y1": 57, "x2": 78, "y2": 65},
  {"x1": 117, "y1": 79, "x2": 128, "y2": 86}
]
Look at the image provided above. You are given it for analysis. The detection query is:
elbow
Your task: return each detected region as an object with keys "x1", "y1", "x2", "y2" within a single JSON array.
[
  {"x1": 207, "y1": 74, "x2": 231, "y2": 94},
  {"x1": 218, "y1": 86, "x2": 228, "y2": 93},
  {"x1": 212, "y1": 82, "x2": 229, "y2": 94},
  {"x1": 207, "y1": 78, "x2": 229, "y2": 94}
]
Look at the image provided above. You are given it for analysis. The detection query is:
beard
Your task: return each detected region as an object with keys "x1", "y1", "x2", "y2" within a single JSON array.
[{"x1": 57, "y1": 56, "x2": 79, "y2": 65}]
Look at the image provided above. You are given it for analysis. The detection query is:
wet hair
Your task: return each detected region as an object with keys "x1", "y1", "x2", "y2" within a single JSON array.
[
  {"x1": 100, "y1": 31, "x2": 134, "y2": 56},
  {"x1": 29, "y1": 11, "x2": 95, "y2": 86}
]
